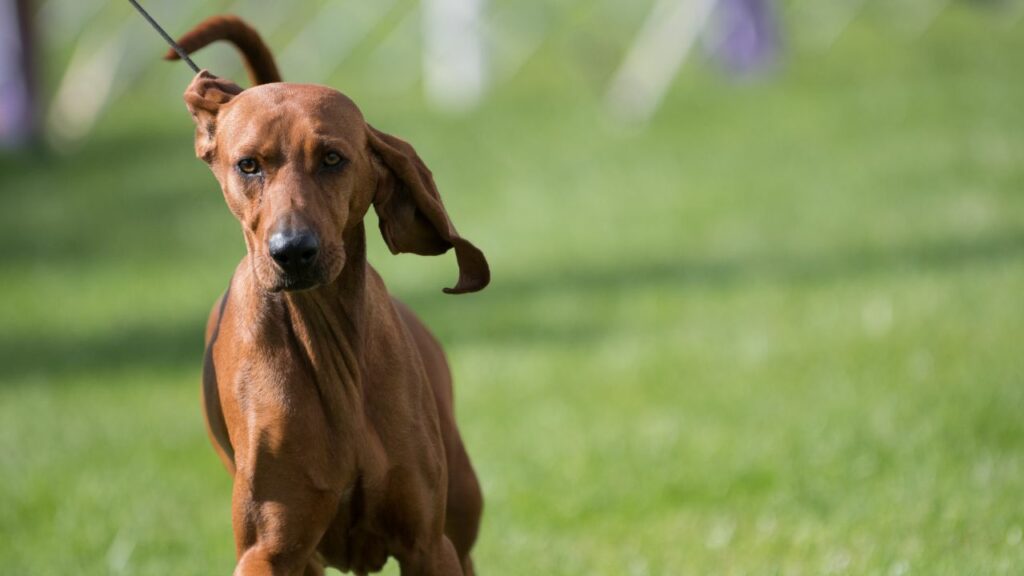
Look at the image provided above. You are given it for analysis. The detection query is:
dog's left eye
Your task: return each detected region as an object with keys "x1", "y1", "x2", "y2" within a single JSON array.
[
  {"x1": 237, "y1": 158, "x2": 260, "y2": 175},
  {"x1": 323, "y1": 152, "x2": 345, "y2": 168}
]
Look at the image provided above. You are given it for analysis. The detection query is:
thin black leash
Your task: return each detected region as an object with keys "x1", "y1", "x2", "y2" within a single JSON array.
[{"x1": 128, "y1": 0, "x2": 201, "y2": 74}]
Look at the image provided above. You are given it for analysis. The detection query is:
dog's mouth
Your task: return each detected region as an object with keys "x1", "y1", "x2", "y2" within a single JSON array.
[
  {"x1": 258, "y1": 247, "x2": 344, "y2": 294},
  {"x1": 267, "y1": 260, "x2": 342, "y2": 293},
  {"x1": 277, "y1": 275, "x2": 321, "y2": 292},
  {"x1": 268, "y1": 267, "x2": 331, "y2": 292}
]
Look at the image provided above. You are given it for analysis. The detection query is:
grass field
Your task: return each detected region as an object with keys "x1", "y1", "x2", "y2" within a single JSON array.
[{"x1": 2, "y1": 3, "x2": 1023, "y2": 574}]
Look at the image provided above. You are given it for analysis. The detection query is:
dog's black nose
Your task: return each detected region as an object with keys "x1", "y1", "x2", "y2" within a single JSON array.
[{"x1": 269, "y1": 228, "x2": 320, "y2": 274}]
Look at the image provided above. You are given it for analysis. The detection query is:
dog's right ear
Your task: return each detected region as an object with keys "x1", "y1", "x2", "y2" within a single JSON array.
[{"x1": 183, "y1": 70, "x2": 243, "y2": 162}]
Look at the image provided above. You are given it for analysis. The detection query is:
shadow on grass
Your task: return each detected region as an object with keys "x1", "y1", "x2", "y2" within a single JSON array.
[
  {"x1": 3, "y1": 230, "x2": 1021, "y2": 386},
  {"x1": 405, "y1": 230, "x2": 1024, "y2": 348},
  {"x1": 0, "y1": 132, "x2": 224, "y2": 269},
  {"x1": 407, "y1": 229, "x2": 1024, "y2": 308},
  {"x1": 0, "y1": 319, "x2": 208, "y2": 386}
]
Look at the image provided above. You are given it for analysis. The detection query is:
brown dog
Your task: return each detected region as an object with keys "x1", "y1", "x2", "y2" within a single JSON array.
[{"x1": 167, "y1": 15, "x2": 488, "y2": 576}]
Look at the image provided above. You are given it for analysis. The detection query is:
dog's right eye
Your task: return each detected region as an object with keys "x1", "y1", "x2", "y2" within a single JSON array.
[{"x1": 237, "y1": 158, "x2": 260, "y2": 175}]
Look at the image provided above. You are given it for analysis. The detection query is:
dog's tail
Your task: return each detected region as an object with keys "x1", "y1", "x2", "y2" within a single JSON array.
[{"x1": 164, "y1": 15, "x2": 281, "y2": 86}]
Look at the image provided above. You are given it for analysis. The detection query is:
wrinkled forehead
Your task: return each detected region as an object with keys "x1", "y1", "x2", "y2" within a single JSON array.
[{"x1": 217, "y1": 83, "x2": 366, "y2": 154}]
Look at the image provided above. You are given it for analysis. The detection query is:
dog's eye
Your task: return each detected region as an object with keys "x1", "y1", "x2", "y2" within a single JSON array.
[
  {"x1": 237, "y1": 158, "x2": 260, "y2": 175},
  {"x1": 323, "y1": 152, "x2": 345, "y2": 168}
]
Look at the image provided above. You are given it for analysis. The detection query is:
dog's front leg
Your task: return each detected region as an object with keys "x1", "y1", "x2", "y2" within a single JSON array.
[
  {"x1": 398, "y1": 536, "x2": 465, "y2": 576},
  {"x1": 230, "y1": 449, "x2": 345, "y2": 576}
]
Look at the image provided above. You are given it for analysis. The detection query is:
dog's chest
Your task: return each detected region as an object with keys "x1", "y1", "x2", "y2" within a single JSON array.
[
  {"x1": 322, "y1": 528, "x2": 390, "y2": 574},
  {"x1": 319, "y1": 479, "x2": 391, "y2": 574}
]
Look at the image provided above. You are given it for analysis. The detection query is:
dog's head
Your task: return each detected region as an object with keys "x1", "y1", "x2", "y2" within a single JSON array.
[{"x1": 183, "y1": 70, "x2": 489, "y2": 294}]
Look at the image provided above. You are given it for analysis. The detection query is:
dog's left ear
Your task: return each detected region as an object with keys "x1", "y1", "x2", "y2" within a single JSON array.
[
  {"x1": 367, "y1": 125, "x2": 490, "y2": 294},
  {"x1": 183, "y1": 70, "x2": 243, "y2": 162}
]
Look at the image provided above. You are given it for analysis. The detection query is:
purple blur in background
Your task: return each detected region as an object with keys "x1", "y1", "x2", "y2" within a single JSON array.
[
  {"x1": 712, "y1": 0, "x2": 781, "y2": 76},
  {"x1": 0, "y1": 0, "x2": 37, "y2": 148}
]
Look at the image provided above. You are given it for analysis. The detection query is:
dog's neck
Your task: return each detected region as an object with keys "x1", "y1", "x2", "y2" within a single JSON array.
[
  {"x1": 240, "y1": 223, "x2": 371, "y2": 403},
  {"x1": 286, "y1": 223, "x2": 368, "y2": 386}
]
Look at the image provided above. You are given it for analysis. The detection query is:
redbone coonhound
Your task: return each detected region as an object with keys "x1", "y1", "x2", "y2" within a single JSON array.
[{"x1": 167, "y1": 15, "x2": 489, "y2": 576}]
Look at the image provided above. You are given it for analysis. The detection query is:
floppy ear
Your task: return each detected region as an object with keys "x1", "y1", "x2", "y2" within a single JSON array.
[
  {"x1": 183, "y1": 70, "x2": 243, "y2": 162},
  {"x1": 367, "y1": 125, "x2": 490, "y2": 294}
]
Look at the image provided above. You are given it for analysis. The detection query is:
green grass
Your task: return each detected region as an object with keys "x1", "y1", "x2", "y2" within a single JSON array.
[{"x1": 2, "y1": 3, "x2": 1024, "y2": 574}]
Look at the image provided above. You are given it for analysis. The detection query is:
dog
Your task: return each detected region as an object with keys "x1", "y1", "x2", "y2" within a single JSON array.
[{"x1": 166, "y1": 15, "x2": 489, "y2": 576}]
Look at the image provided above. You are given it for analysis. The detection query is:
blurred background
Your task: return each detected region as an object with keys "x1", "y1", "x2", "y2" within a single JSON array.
[{"x1": 1, "y1": 0, "x2": 1023, "y2": 574}]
